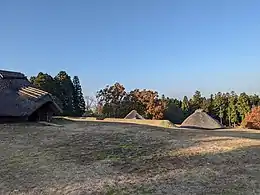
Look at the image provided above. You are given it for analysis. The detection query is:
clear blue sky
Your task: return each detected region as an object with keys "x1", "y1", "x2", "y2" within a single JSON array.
[{"x1": 1, "y1": 0, "x2": 260, "y2": 99}]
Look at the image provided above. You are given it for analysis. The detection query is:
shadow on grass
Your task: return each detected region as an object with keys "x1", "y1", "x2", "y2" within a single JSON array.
[
  {"x1": 42, "y1": 130, "x2": 169, "y2": 165},
  {"x1": 97, "y1": 145, "x2": 260, "y2": 195},
  {"x1": 179, "y1": 129, "x2": 260, "y2": 140},
  {"x1": 179, "y1": 126, "x2": 225, "y2": 130},
  {"x1": 2, "y1": 120, "x2": 260, "y2": 194}
]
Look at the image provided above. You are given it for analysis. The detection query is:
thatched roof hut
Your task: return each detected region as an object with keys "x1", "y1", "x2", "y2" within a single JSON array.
[
  {"x1": 124, "y1": 110, "x2": 144, "y2": 119},
  {"x1": 0, "y1": 70, "x2": 62, "y2": 122},
  {"x1": 180, "y1": 109, "x2": 223, "y2": 129}
]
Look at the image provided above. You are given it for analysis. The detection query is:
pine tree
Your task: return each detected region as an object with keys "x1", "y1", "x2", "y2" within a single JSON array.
[
  {"x1": 55, "y1": 71, "x2": 74, "y2": 116},
  {"x1": 208, "y1": 94, "x2": 214, "y2": 115},
  {"x1": 249, "y1": 94, "x2": 260, "y2": 107},
  {"x1": 29, "y1": 76, "x2": 36, "y2": 84},
  {"x1": 181, "y1": 96, "x2": 190, "y2": 116},
  {"x1": 237, "y1": 92, "x2": 251, "y2": 121},
  {"x1": 31, "y1": 72, "x2": 57, "y2": 95},
  {"x1": 213, "y1": 92, "x2": 226, "y2": 125},
  {"x1": 72, "y1": 76, "x2": 86, "y2": 116},
  {"x1": 201, "y1": 97, "x2": 211, "y2": 113},
  {"x1": 191, "y1": 90, "x2": 203, "y2": 111},
  {"x1": 227, "y1": 91, "x2": 238, "y2": 126}
]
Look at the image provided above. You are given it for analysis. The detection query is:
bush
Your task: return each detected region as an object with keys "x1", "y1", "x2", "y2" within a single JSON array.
[
  {"x1": 241, "y1": 106, "x2": 260, "y2": 129},
  {"x1": 82, "y1": 110, "x2": 95, "y2": 117},
  {"x1": 96, "y1": 115, "x2": 105, "y2": 120},
  {"x1": 163, "y1": 104, "x2": 185, "y2": 124}
]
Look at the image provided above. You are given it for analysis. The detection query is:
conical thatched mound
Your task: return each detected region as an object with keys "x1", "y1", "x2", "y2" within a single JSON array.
[
  {"x1": 124, "y1": 110, "x2": 144, "y2": 119},
  {"x1": 180, "y1": 109, "x2": 223, "y2": 129}
]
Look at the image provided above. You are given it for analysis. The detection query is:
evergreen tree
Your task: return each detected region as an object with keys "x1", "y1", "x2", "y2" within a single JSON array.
[
  {"x1": 164, "y1": 102, "x2": 185, "y2": 124},
  {"x1": 222, "y1": 93, "x2": 230, "y2": 125},
  {"x1": 249, "y1": 94, "x2": 260, "y2": 107},
  {"x1": 29, "y1": 76, "x2": 36, "y2": 84},
  {"x1": 72, "y1": 76, "x2": 86, "y2": 116},
  {"x1": 227, "y1": 91, "x2": 238, "y2": 126},
  {"x1": 190, "y1": 90, "x2": 203, "y2": 111},
  {"x1": 55, "y1": 71, "x2": 74, "y2": 116},
  {"x1": 213, "y1": 92, "x2": 226, "y2": 125},
  {"x1": 208, "y1": 94, "x2": 214, "y2": 115},
  {"x1": 173, "y1": 99, "x2": 182, "y2": 108},
  {"x1": 236, "y1": 92, "x2": 251, "y2": 121},
  {"x1": 31, "y1": 72, "x2": 57, "y2": 95},
  {"x1": 181, "y1": 96, "x2": 190, "y2": 117},
  {"x1": 201, "y1": 97, "x2": 211, "y2": 113}
]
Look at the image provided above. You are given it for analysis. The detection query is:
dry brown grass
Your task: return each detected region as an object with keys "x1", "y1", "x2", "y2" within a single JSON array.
[
  {"x1": 1, "y1": 120, "x2": 260, "y2": 194},
  {"x1": 57, "y1": 116, "x2": 175, "y2": 128}
]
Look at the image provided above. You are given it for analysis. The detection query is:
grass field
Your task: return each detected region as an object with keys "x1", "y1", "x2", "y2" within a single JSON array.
[
  {"x1": 1, "y1": 120, "x2": 260, "y2": 194},
  {"x1": 57, "y1": 116, "x2": 175, "y2": 128}
]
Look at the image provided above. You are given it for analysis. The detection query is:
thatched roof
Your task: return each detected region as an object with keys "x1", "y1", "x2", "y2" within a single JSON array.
[
  {"x1": 0, "y1": 70, "x2": 26, "y2": 79},
  {"x1": 180, "y1": 109, "x2": 223, "y2": 129},
  {"x1": 124, "y1": 110, "x2": 144, "y2": 119},
  {"x1": 0, "y1": 70, "x2": 62, "y2": 117}
]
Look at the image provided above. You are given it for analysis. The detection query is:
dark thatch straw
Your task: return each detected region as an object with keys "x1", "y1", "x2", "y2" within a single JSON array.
[{"x1": 0, "y1": 69, "x2": 62, "y2": 118}]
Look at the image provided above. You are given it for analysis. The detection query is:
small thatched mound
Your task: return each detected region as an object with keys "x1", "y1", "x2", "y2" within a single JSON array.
[
  {"x1": 124, "y1": 110, "x2": 144, "y2": 119},
  {"x1": 180, "y1": 109, "x2": 223, "y2": 129}
]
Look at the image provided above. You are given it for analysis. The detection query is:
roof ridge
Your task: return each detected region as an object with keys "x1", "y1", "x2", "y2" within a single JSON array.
[{"x1": 0, "y1": 70, "x2": 26, "y2": 79}]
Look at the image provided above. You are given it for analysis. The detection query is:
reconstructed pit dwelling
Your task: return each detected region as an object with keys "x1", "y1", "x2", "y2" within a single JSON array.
[
  {"x1": 180, "y1": 109, "x2": 223, "y2": 129},
  {"x1": 0, "y1": 70, "x2": 62, "y2": 122}
]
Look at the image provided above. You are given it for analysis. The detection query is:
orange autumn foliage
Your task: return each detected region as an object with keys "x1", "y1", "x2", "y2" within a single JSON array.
[{"x1": 242, "y1": 106, "x2": 260, "y2": 129}]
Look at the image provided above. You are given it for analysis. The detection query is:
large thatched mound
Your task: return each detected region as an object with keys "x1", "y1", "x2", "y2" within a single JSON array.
[
  {"x1": 124, "y1": 110, "x2": 144, "y2": 119},
  {"x1": 180, "y1": 109, "x2": 223, "y2": 129}
]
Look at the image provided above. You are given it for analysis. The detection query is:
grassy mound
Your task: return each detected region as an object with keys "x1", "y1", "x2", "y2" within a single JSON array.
[{"x1": 55, "y1": 116, "x2": 175, "y2": 128}]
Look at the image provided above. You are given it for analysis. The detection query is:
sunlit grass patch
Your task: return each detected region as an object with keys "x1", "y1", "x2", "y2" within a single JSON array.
[{"x1": 169, "y1": 137, "x2": 260, "y2": 157}]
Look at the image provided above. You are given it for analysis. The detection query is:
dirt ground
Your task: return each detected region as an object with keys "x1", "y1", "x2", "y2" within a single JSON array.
[{"x1": 1, "y1": 120, "x2": 260, "y2": 195}]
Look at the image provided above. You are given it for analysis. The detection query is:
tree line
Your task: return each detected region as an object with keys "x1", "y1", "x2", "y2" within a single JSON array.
[
  {"x1": 96, "y1": 82, "x2": 260, "y2": 126},
  {"x1": 30, "y1": 71, "x2": 86, "y2": 116},
  {"x1": 28, "y1": 72, "x2": 260, "y2": 127}
]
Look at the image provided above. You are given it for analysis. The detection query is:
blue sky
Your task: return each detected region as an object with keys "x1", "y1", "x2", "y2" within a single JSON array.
[{"x1": 1, "y1": 0, "x2": 260, "y2": 99}]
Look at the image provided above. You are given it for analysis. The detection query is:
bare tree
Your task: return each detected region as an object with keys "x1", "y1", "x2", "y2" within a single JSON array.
[{"x1": 85, "y1": 96, "x2": 96, "y2": 111}]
